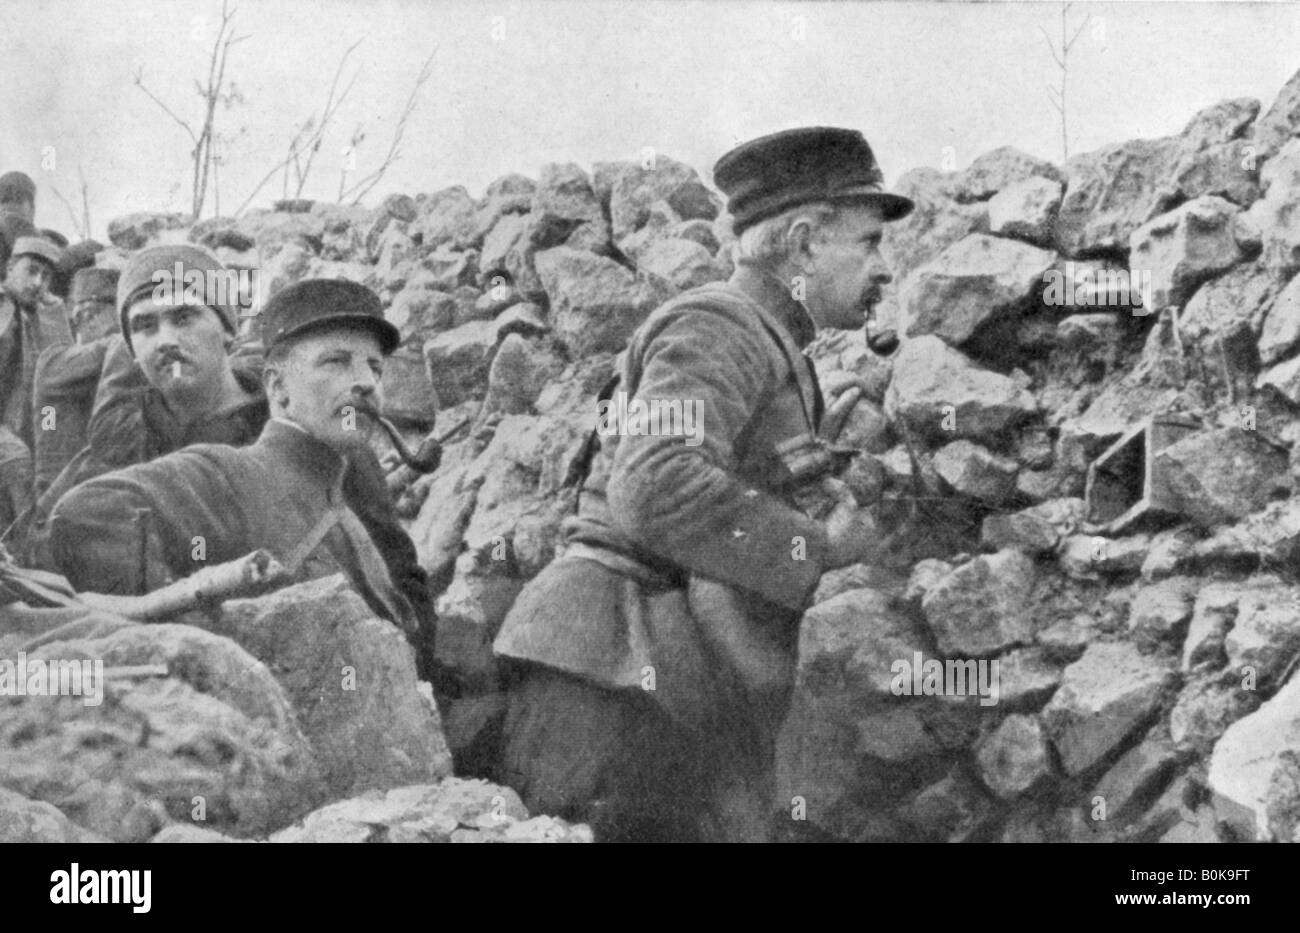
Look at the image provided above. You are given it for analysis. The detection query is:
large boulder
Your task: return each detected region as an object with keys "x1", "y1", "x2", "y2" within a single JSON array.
[
  {"x1": 1040, "y1": 642, "x2": 1178, "y2": 776},
  {"x1": 1246, "y1": 138, "x2": 1300, "y2": 278},
  {"x1": 0, "y1": 620, "x2": 324, "y2": 842},
  {"x1": 1153, "y1": 427, "x2": 1291, "y2": 528},
  {"x1": 214, "y1": 575, "x2": 452, "y2": 800},
  {"x1": 1208, "y1": 670, "x2": 1300, "y2": 840},
  {"x1": 920, "y1": 550, "x2": 1038, "y2": 656},
  {"x1": 884, "y1": 335, "x2": 1037, "y2": 445},
  {"x1": 882, "y1": 168, "x2": 988, "y2": 283},
  {"x1": 955, "y1": 147, "x2": 1064, "y2": 203},
  {"x1": 1054, "y1": 137, "x2": 1182, "y2": 257},
  {"x1": 987, "y1": 176, "x2": 1064, "y2": 246},
  {"x1": 533, "y1": 162, "x2": 610, "y2": 255},
  {"x1": 1253, "y1": 66, "x2": 1300, "y2": 163},
  {"x1": 1127, "y1": 196, "x2": 1244, "y2": 311},
  {"x1": 606, "y1": 156, "x2": 718, "y2": 248},
  {"x1": 0, "y1": 787, "x2": 109, "y2": 842},
  {"x1": 534, "y1": 246, "x2": 676, "y2": 357},
  {"x1": 414, "y1": 186, "x2": 480, "y2": 251},
  {"x1": 900, "y1": 234, "x2": 1057, "y2": 345}
]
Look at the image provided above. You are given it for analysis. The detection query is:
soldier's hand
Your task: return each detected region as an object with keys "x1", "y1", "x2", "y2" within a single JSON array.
[
  {"x1": 823, "y1": 496, "x2": 881, "y2": 569},
  {"x1": 818, "y1": 374, "x2": 870, "y2": 444}
]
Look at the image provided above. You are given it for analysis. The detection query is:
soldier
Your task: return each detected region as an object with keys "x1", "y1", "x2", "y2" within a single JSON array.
[
  {"x1": 0, "y1": 235, "x2": 72, "y2": 530},
  {"x1": 493, "y1": 127, "x2": 914, "y2": 842},
  {"x1": 48, "y1": 278, "x2": 432, "y2": 651},
  {"x1": 0, "y1": 173, "x2": 37, "y2": 269},
  {"x1": 15, "y1": 246, "x2": 266, "y2": 562}
]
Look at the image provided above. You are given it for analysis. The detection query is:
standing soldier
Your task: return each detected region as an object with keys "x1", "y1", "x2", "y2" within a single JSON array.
[
  {"x1": 0, "y1": 235, "x2": 71, "y2": 530},
  {"x1": 493, "y1": 127, "x2": 913, "y2": 842}
]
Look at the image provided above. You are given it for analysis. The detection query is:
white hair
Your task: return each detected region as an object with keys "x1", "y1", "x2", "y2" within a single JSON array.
[{"x1": 733, "y1": 201, "x2": 846, "y2": 266}]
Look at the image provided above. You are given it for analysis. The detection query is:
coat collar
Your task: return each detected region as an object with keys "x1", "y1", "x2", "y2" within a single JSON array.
[
  {"x1": 258, "y1": 417, "x2": 351, "y2": 491},
  {"x1": 729, "y1": 258, "x2": 819, "y2": 349}
]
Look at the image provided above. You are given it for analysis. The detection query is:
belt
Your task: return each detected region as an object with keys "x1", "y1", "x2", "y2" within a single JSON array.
[{"x1": 563, "y1": 542, "x2": 685, "y2": 592}]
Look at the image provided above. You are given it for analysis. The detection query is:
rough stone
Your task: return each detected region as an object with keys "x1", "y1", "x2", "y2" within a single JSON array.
[
  {"x1": 1258, "y1": 272, "x2": 1300, "y2": 366},
  {"x1": 882, "y1": 167, "x2": 988, "y2": 282},
  {"x1": 1153, "y1": 427, "x2": 1291, "y2": 528},
  {"x1": 106, "y1": 212, "x2": 193, "y2": 250},
  {"x1": 635, "y1": 237, "x2": 723, "y2": 291},
  {"x1": 1253, "y1": 66, "x2": 1300, "y2": 163},
  {"x1": 1054, "y1": 136, "x2": 1182, "y2": 257},
  {"x1": 975, "y1": 714, "x2": 1052, "y2": 798},
  {"x1": 607, "y1": 156, "x2": 718, "y2": 246},
  {"x1": 921, "y1": 550, "x2": 1038, "y2": 656},
  {"x1": 0, "y1": 786, "x2": 110, "y2": 842},
  {"x1": 1127, "y1": 576, "x2": 1197, "y2": 648},
  {"x1": 269, "y1": 779, "x2": 591, "y2": 843},
  {"x1": 980, "y1": 498, "x2": 1086, "y2": 554},
  {"x1": 1090, "y1": 728, "x2": 1181, "y2": 825},
  {"x1": 0, "y1": 621, "x2": 324, "y2": 842},
  {"x1": 1170, "y1": 676, "x2": 1259, "y2": 755},
  {"x1": 932, "y1": 439, "x2": 1018, "y2": 504},
  {"x1": 415, "y1": 186, "x2": 480, "y2": 251},
  {"x1": 956, "y1": 146, "x2": 1064, "y2": 202},
  {"x1": 1208, "y1": 670, "x2": 1300, "y2": 840},
  {"x1": 987, "y1": 176, "x2": 1064, "y2": 245},
  {"x1": 214, "y1": 576, "x2": 452, "y2": 799},
  {"x1": 901, "y1": 234, "x2": 1057, "y2": 345},
  {"x1": 1040, "y1": 641, "x2": 1177, "y2": 776},
  {"x1": 1128, "y1": 196, "x2": 1244, "y2": 311},
  {"x1": 534, "y1": 246, "x2": 676, "y2": 357},
  {"x1": 381, "y1": 345, "x2": 439, "y2": 429},
  {"x1": 885, "y1": 335, "x2": 1037, "y2": 445}
]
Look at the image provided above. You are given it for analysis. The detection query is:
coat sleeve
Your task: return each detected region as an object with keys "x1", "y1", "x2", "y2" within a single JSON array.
[
  {"x1": 47, "y1": 449, "x2": 246, "y2": 596},
  {"x1": 605, "y1": 302, "x2": 831, "y2": 611},
  {"x1": 342, "y1": 445, "x2": 432, "y2": 621},
  {"x1": 84, "y1": 335, "x2": 153, "y2": 468}
]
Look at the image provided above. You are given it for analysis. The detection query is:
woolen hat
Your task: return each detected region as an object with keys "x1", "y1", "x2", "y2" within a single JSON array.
[
  {"x1": 713, "y1": 127, "x2": 914, "y2": 235},
  {"x1": 117, "y1": 244, "x2": 239, "y2": 350},
  {"x1": 0, "y1": 172, "x2": 36, "y2": 204},
  {"x1": 259, "y1": 278, "x2": 400, "y2": 356},
  {"x1": 10, "y1": 235, "x2": 63, "y2": 270}
]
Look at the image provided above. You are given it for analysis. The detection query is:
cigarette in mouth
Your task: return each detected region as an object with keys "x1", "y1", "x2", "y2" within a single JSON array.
[{"x1": 172, "y1": 360, "x2": 182, "y2": 379}]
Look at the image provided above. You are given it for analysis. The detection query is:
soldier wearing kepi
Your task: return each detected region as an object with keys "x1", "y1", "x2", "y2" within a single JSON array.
[
  {"x1": 48, "y1": 279, "x2": 433, "y2": 651},
  {"x1": 493, "y1": 127, "x2": 913, "y2": 842}
]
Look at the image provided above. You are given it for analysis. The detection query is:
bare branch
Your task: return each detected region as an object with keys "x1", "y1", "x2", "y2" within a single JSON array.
[
  {"x1": 49, "y1": 186, "x2": 87, "y2": 240},
  {"x1": 1065, "y1": 13, "x2": 1091, "y2": 51},
  {"x1": 133, "y1": 69, "x2": 199, "y2": 142},
  {"x1": 341, "y1": 49, "x2": 436, "y2": 204},
  {"x1": 1037, "y1": 26, "x2": 1063, "y2": 69},
  {"x1": 235, "y1": 39, "x2": 363, "y2": 214}
]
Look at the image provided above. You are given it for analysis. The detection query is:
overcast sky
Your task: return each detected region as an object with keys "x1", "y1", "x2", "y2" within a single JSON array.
[{"x1": 1, "y1": 0, "x2": 1296, "y2": 241}]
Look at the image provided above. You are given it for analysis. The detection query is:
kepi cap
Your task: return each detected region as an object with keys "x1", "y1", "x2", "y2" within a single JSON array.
[
  {"x1": 714, "y1": 127, "x2": 913, "y2": 235},
  {"x1": 259, "y1": 278, "x2": 399, "y2": 356}
]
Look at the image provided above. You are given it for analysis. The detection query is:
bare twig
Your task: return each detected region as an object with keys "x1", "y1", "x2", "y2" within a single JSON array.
[
  {"x1": 236, "y1": 38, "x2": 362, "y2": 215},
  {"x1": 340, "y1": 48, "x2": 436, "y2": 204},
  {"x1": 49, "y1": 186, "x2": 87, "y2": 239}
]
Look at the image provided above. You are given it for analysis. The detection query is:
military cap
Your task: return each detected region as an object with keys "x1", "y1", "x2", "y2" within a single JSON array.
[
  {"x1": 10, "y1": 235, "x2": 63, "y2": 270},
  {"x1": 117, "y1": 244, "x2": 239, "y2": 350},
  {"x1": 39, "y1": 229, "x2": 69, "y2": 249},
  {"x1": 71, "y1": 267, "x2": 120, "y2": 304},
  {"x1": 259, "y1": 279, "x2": 399, "y2": 356},
  {"x1": 713, "y1": 127, "x2": 914, "y2": 235},
  {"x1": 0, "y1": 172, "x2": 36, "y2": 204}
]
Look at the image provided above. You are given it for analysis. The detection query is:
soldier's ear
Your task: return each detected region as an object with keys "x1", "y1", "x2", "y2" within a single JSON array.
[{"x1": 787, "y1": 216, "x2": 817, "y2": 271}]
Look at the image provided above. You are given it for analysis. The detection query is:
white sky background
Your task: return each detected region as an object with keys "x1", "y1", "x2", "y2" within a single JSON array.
[{"x1": 0, "y1": 0, "x2": 1297, "y2": 241}]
